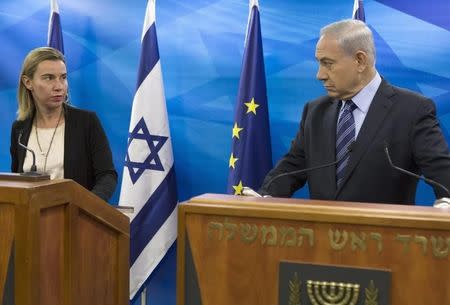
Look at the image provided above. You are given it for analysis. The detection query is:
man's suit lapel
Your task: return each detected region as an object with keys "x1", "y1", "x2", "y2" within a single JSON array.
[
  {"x1": 334, "y1": 80, "x2": 395, "y2": 198},
  {"x1": 322, "y1": 99, "x2": 340, "y2": 195}
]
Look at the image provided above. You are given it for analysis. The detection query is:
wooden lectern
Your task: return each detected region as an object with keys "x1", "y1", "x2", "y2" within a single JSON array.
[
  {"x1": 0, "y1": 174, "x2": 129, "y2": 305},
  {"x1": 177, "y1": 193, "x2": 450, "y2": 305}
]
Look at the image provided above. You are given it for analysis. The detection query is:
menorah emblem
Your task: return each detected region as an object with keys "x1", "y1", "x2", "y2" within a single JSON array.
[{"x1": 307, "y1": 280, "x2": 360, "y2": 305}]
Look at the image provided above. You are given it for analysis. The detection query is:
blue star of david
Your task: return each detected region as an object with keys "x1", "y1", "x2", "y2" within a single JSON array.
[{"x1": 125, "y1": 117, "x2": 168, "y2": 184}]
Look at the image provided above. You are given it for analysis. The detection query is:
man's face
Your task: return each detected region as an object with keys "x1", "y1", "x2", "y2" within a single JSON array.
[{"x1": 315, "y1": 35, "x2": 362, "y2": 100}]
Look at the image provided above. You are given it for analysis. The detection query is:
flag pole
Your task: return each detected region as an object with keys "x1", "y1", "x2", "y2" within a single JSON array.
[{"x1": 141, "y1": 288, "x2": 147, "y2": 305}]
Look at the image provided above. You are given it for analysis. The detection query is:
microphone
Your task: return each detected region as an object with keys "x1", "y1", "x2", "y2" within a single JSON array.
[
  {"x1": 18, "y1": 131, "x2": 41, "y2": 176},
  {"x1": 383, "y1": 142, "x2": 450, "y2": 201},
  {"x1": 263, "y1": 141, "x2": 355, "y2": 192}
]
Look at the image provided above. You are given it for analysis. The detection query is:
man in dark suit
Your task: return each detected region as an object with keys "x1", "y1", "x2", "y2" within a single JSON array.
[{"x1": 258, "y1": 19, "x2": 450, "y2": 205}]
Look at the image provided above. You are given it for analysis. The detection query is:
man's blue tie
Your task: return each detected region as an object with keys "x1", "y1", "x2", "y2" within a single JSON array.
[{"x1": 336, "y1": 100, "x2": 357, "y2": 188}]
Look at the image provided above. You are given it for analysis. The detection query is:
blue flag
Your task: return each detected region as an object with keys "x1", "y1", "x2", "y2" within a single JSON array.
[
  {"x1": 227, "y1": 0, "x2": 272, "y2": 195},
  {"x1": 48, "y1": 0, "x2": 64, "y2": 53},
  {"x1": 352, "y1": 0, "x2": 366, "y2": 22},
  {"x1": 119, "y1": 0, "x2": 178, "y2": 300}
]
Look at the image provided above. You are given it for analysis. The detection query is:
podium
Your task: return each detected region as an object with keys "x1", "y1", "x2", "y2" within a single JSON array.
[
  {"x1": 177, "y1": 194, "x2": 450, "y2": 305},
  {"x1": 0, "y1": 174, "x2": 129, "y2": 305}
]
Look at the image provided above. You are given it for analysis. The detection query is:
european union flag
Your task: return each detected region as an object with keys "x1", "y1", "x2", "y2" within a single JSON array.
[{"x1": 227, "y1": 0, "x2": 272, "y2": 195}]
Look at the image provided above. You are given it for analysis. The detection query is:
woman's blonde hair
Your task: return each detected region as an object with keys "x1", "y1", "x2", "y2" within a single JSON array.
[{"x1": 17, "y1": 47, "x2": 66, "y2": 121}]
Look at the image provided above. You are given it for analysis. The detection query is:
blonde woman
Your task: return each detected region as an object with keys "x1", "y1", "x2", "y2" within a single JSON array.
[{"x1": 10, "y1": 47, "x2": 117, "y2": 201}]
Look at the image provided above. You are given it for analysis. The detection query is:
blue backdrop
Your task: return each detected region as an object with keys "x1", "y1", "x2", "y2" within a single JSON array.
[{"x1": 1, "y1": 0, "x2": 449, "y2": 303}]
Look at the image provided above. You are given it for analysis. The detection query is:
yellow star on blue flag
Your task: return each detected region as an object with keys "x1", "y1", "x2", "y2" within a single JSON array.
[
  {"x1": 232, "y1": 122, "x2": 244, "y2": 139},
  {"x1": 244, "y1": 98, "x2": 260, "y2": 115},
  {"x1": 232, "y1": 181, "x2": 244, "y2": 195}
]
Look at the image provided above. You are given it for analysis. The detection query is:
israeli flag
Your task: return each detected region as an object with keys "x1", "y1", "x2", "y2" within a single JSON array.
[
  {"x1": 352, "y1": 0, "x2": 366, "y2": 22},
  {"x1": 119, "y1": 0, "x2": 178, "y2": 299},
  {"x1": 48, "y1": 0, "x2": 64, "y2": 53}
]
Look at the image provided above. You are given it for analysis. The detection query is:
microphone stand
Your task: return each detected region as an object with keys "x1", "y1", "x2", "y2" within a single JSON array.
[
  {"x1": 18, "y1": 132, "x2": 46, "y2": 177},
  {"x1": 384, "y1": 143, "x2": 450, "y2": 208},
  {"x1": 243, "y1": 142, "x2": 356, "y2": 198}
]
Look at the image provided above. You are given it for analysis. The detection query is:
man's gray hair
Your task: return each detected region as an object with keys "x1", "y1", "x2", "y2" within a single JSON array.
[{"x1": 320, "y1": 19, "x2": 376, "y2": 65}]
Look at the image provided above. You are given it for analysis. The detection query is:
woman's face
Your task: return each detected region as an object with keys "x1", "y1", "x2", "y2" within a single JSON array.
[{"x1": 23, "y1": 59, "x2": 67, "y2": 114}]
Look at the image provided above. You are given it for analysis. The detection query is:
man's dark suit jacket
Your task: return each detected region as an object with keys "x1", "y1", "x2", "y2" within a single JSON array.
[
  {"x1": 10, "y1": 104, "x2": 118, "y2": 201},
  {"x1": 259, "y1": 79, "x2": 450, "y2": 205}
]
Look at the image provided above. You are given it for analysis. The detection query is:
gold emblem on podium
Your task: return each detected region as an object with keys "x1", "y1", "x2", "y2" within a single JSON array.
[
  {"x1": 306, "y1": 280, "x2": 360, "y2": 305},
  {"x1": 364, "y1": 280, "x2": 379, "y2": 305},
  {"x1": 288, "y1": 272, "x2": 302, "y2": 305}
]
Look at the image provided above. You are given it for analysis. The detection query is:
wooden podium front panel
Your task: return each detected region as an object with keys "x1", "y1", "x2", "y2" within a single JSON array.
[
  {"x1": 74, "y1": 209, "x2": 119, "y2": 305},
  {"x1": 40, "y1": 204, "x2": 65, "y2": 305},
  {"x1": 178, "y1": 194, "x2": 450, "y2": 305},
  {"x1": 35, "y1": 185, "x2": 127, "y2": 305},
  {"x1": 36, "y1": 190, "x2": 128, "y2": 305},
  {"x1": 0, "y1": 204, "x2": 14, "y2": 303},
  {"x1": 0, "y1": 178, "x2": 129, "y2": 305}
]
